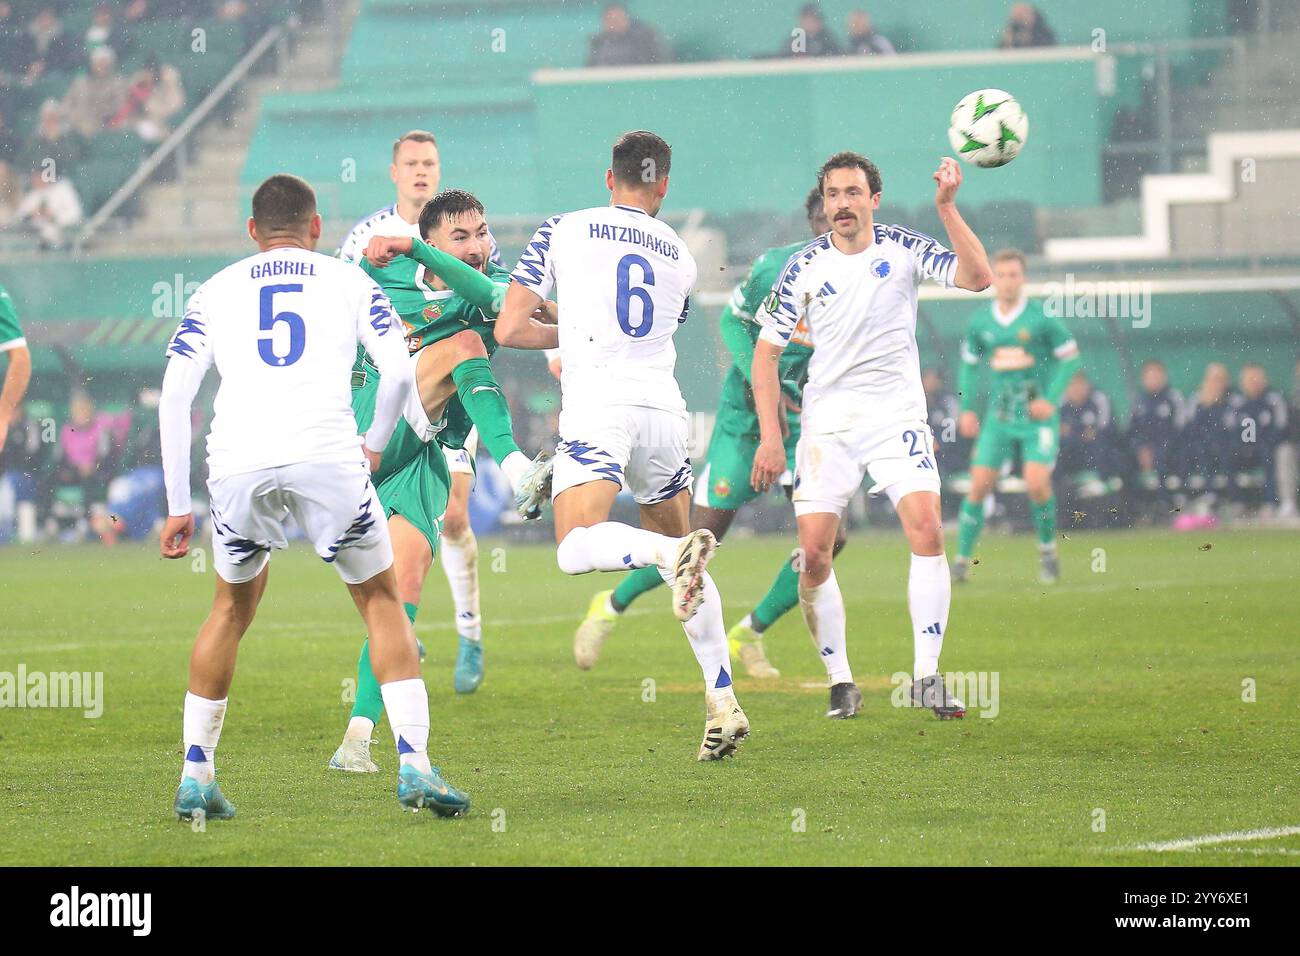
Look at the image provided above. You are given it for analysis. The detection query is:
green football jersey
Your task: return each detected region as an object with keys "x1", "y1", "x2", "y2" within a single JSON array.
[
  {"x1": 351, "y1": 251, "x2": 511, "y2": 454},
  {"x1": 959, "y1": 299, "x2": 1079, "y2": 424},
  {"x1": 0, "y1": 282, "x2": 25, "y2": 349},
  {"x1": 719, "y1": 240, "x2": 815, "y2": 421}
]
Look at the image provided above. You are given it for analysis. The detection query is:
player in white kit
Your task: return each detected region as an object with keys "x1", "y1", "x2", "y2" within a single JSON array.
[
  {"x1": 159, "y1": 174, "x2": 470, "y2": 820},
  {"x1": 497, "y1": 131, "x2": 748, "y2": 760},
  {"x1": 752, "y1": 152, "x2": 993, "y2": 720}
]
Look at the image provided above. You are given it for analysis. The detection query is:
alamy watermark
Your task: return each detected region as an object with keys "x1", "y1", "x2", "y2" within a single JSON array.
[
  {"x1": 0, "y1": 665, "x2": 103, "y2": 718},
  {"x1": 1043, "y1": 274, "x2": 1152, "y2": 329},
  {"x1": 890, "y1": 671, "x2": 999, "y2": 718}
]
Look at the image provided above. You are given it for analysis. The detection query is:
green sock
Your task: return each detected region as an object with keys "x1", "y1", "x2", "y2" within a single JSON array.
[
  {"x1": 1031, "y1": 496, "x2": 1057, "y2": 546},
  {"x1": 957, "y1": 498, "x2": 985, "y2": 559},
  {"x1": 350, "y1": 603, "x2": 419, "y2": 724},
  {"x1": 751, "y1": 557, "x2": 800, "y2": 632},
  {"x1": 612, "y1": 564, "x2": 664, "y2": 612},
  {"x1": 450, "y1": 357, "x2": 521, "y2": 465},
  {"x1": 351, "y1": 639, "x2": 384, "y2": 724}
]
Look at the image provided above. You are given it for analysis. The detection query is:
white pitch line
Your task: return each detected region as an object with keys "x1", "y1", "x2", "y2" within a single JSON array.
[{"x1": 1126, "y1": 826, "x2": 1300, "y2": 853}]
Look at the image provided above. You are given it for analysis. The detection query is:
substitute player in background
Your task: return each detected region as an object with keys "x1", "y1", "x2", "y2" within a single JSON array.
[
  {"x1": 337, "y1": 130, "x2": 503, "y2": 693},
  {"x1": 752, "y1": 152, "x2": 992, "y2": 719},
  {"x1": 953, "y1": 249, "x2": 1080, "y2": 584},
  {"x1": 159, "y1": 174, "x2": 469, "y2": 819},
  {"x1": 498, "y1": 130, "x2": 749, "y2": 760},
  {"x1": 572, "y1": 186, "x2": 841, "y2": 679}
]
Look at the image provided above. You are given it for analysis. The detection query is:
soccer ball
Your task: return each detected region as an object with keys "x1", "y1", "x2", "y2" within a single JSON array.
[{"x1": 948, "y1": 89, "x2": 1028, "y2": 168}]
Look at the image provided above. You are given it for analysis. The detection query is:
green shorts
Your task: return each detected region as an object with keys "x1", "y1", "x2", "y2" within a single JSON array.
[
  {"x1": 971, "y1": 417, "x2": 1060, "y2": 470},
  {"x1": 375, "y1": 439, "x2": 451, "y2": 557},
  {"x1": 695, "y1": 406, "x2": 799, "y2": 511}
]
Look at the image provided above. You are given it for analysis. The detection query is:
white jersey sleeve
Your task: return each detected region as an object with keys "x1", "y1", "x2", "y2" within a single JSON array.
[
  {"x1": 756, "y1": 238, "x2": 822, "y2": 349},
  {"x1": 159, "y1": 284, "x2": 216, "y2": 516},
  {"x1": 879, "y1": 224, "x2": 959, "y2": 288},
  {"x1": 355, "y1": 282, "x2": 411, "y2": 454},
  {"x1": 511, "y1": 215, "x2": 563, "y2": 301}
]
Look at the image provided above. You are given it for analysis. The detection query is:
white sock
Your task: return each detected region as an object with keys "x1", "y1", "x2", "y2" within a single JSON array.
[
  {"x1": 799, "y1": 569, "x2": 852, "y2": 685},
  {"x1": 499, "y1": 450, "x2": 531, "y2": 491},
  {"x1": 604, "y1": 592, "x2": 621, "y2": 617},
  {"x1": 909, "y1": 553, "x2": 951, "y2": 679},
  {"x1": 181, "y1": 691, "x2": 227, "y2": 785},
  {"x1": 440, "y1": 529, "x2": 482, "y2": 642},
  {"x1": 739, "y1": 612, "x2": 757, "y2": 634},
  {"x1": 556, "y1": 522, "x2": 680, "y2": 575},
  {"x1": 379, "y1": 678, "x2": 432, "y2": 775},
  {"x1": 679, "y1": 572, "x2": 731, "y2": 690},
  {"x1": 345, "y1": 716, "x2": 374, "y2": 741}
]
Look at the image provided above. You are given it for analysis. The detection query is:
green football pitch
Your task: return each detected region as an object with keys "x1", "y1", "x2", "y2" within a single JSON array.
[{"x1": 1, "y1": 528, "x2": 1296, "y2": 866}]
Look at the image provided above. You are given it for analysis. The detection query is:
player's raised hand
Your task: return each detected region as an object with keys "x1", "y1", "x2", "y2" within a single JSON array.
[
  {"x1": 751, "y1": 434, "x2": 786, "y2": 493},
  {"x1": 160, "y1": 513, "x2": 195, "y2": 559},
  {"x1": 364, "y1": 235, "x2": 413, "y2": 268},
  {"x1": 934, "y1": 157, "x2": 962, "y2": 206}
]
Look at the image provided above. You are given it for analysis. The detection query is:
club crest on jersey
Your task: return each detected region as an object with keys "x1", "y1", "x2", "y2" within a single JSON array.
[
  {"x1": 871, "y1": 258, "x2": 891, "y2": 278},
  {"x1": 423, "y1": 303, "x2": 442, "y2": 321},
  {"x1": 713, "y1": 477, "x2": 732, "y2": 499}
]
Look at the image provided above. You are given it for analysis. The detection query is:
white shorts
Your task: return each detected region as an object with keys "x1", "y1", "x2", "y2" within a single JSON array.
[
  {"x1": 793, "y1": 419, "x2": 941, "y2": 517},
  {"x1": 553, "y1": 405, "x2": 692, "y2": 505},
  {"x1": 207, "y1": 459, "x2": 393, "y2": 585},
  {"x1": 443, "y1": 425, "x2": 478, "y2": 478}
]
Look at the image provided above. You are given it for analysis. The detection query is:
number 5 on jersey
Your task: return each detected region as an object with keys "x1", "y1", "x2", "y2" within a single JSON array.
[{"x1": 259, "y1": 283, "x2": 306, "y2": 366}]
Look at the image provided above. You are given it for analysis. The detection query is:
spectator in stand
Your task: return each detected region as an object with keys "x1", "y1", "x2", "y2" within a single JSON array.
[
  {"x1": 0, "y1": 1, "x2": 24, "y2": 112},
  {"x1": 999, "y1": 3, "x2": 1056, "y2": 49},
  {"x1": 62, "y1": 45, "x2": 129, "y2": 139},
  {"x1": 21, "y1": 100, "x2": 84, "y2": 183},
  {"x1": 1230, "y1": 363, "x2": 1289, "y2": 509},
  {"x1": 785, "y1": 3, "x2": 840, "y2": 57},
  {"x1": 587, "y1": 3, "x2": 669, "y2": 67},
  {"x1": 11, "y1": 168, "x2": 84, "y2": 248},
  {"x1": 1128, "y1": 358, "x2": 1185, "y2": 492},
  {"x1": 20, "y1": 4, "x2": 81, "y2": 82},
  {"x1": 922, "y1": 366, "x2": 966, "y2": 470},
  {"x1": 53, "y1": 391, "x2": 114, "y2": 541},
  {"x1": 112, "y1": 54, "x2": 185, "y2": 144},
  {"x1": 1180, "y1": 362, "x2": 1237, "y2": 494},
  {"x1": 0, "y1": 108, "x2": 20, "y2": 222},
  {"x1": 84, "y1": 3, "x2": 133, "y2": 63},
  {"x1": 0, "y1": 400, "x2": 50, "y2": 543},
  {"x1": 1058, "y1": 371, "x2": 1120, "y2": 497},
  {"x1": 845, "y1": 10, "x2": 896, "y2": 55}
]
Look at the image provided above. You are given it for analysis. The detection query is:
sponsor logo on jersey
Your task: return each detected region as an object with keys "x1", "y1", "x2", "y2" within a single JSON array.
[
  {"x1": 990, "y1": 345, "x2": 1035, "y2": 371},
  {"x1": 871, "y1": 258, "x2": 891, "y2": 278}
]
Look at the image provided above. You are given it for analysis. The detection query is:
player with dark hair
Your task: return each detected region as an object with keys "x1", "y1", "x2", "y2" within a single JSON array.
[
  {"x1": 752, "y1": 150, "x2": 992, "y2": 719},
  {"x1": 571, "y1": 187, "x2": 837, "y2": 679},
  {"x1": 498, "y1": 130, "x2": 750, "y2": 760},
  {"x1": 327, "y1": 187, "x2": 555, "y2": 772}
]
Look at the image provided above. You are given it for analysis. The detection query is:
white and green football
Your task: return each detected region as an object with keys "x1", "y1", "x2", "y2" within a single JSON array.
[{"x1": 947, "y1": 89, "x2": 1029, "y2": 168}]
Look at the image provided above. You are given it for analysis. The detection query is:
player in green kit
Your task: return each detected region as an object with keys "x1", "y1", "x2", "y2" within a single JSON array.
[
  {"x1": 0, "y1": 281, "x2": 33, "y2": 455},
  {"x1": 953, "y1": 249, "x2": 1081, "y2": 584},
  {"x1": 571, "y1": 188, "x2": 846, "y2": 678},
  {"x1": 329, "y1": 190, "x2": 556, "y2": 772}
]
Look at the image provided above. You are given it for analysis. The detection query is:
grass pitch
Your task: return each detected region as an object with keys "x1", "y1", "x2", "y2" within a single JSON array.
[{"x1": 1, "y1": 528, "x2": 1297, "y2": 866}]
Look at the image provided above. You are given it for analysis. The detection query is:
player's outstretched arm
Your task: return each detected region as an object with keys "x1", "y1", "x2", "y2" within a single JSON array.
[
  {"x1": 934, "y1": 157, "x2": 993, "y2": 292},
  {"x1": 158, "y1": 357, "x2": 204, "y2": 557},
  {"x1": 750, "y1": 338, "x2": 788, "y2": 492},
  {"x1": 495, "y1": 280, "x2": 560, "y2": 350},
  {"x1": 357, "y1": 286, "x2": 414, "y2": 463}
]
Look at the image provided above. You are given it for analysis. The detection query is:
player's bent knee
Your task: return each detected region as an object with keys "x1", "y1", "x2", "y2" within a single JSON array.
[
  {"x1": 800, "y1": 547, "x2": 834, "y2": 582},
  {"x1": 450, "y1": 329, "x2": 487, "y2": 361},
  {"x1": 555, "y1": 526, "x2": 591, "y2": 575}
]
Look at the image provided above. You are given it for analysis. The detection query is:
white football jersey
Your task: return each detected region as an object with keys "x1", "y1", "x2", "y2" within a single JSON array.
[
  {"x1": 757, "y1": 224, "x2": 958, "y2": 432},
  {"x1": 164, "y1": 247, "x2": 407, "y2": 481},
  {"x1": 337, "y1": 203, "x2": 501, "y2": 265},
  {"x1": 511, "y1": 203, "x2": 697, "y2": 414}
]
